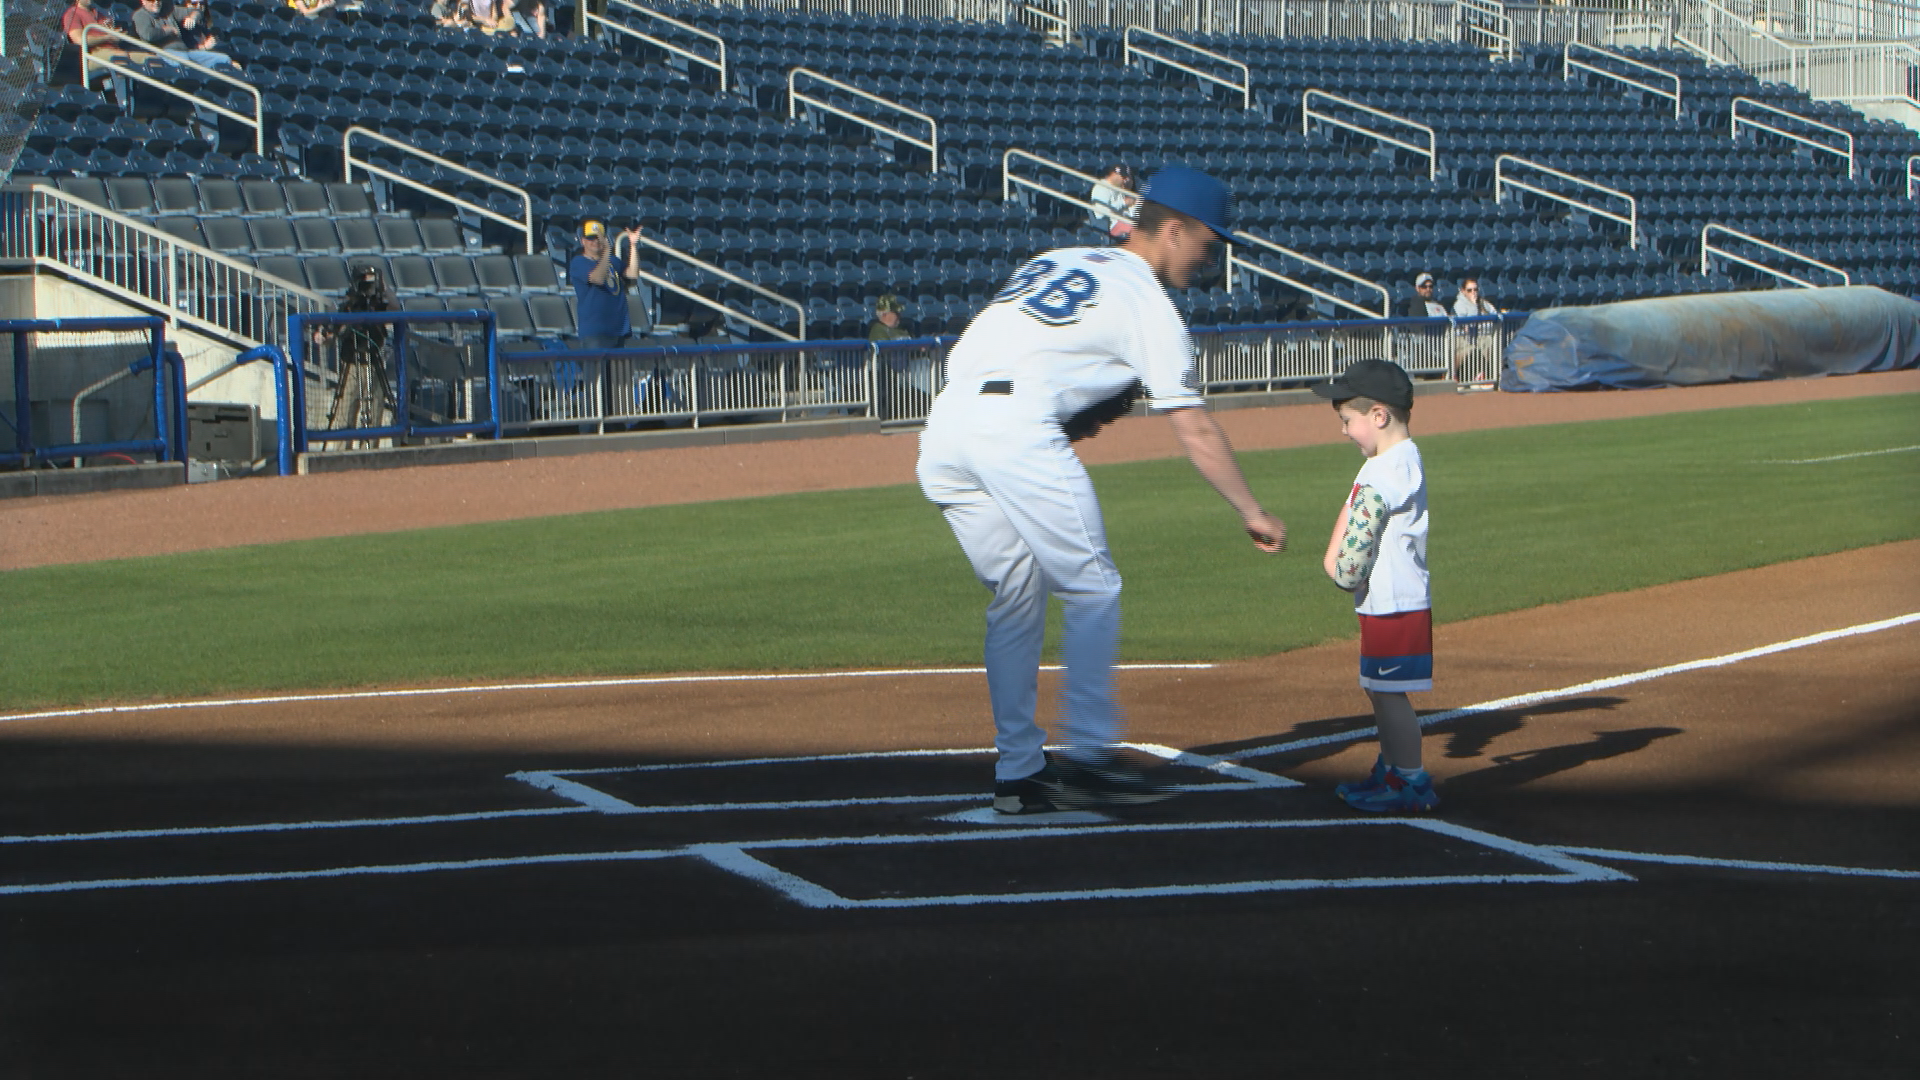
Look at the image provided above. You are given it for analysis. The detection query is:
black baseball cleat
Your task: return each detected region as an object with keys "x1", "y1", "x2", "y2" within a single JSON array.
[
  {"x1": 993, "y1": 760, "x2": 1071, "y2": 814},
  {"x1": 1051, "y1": 754, "x2": 1177, "y2": 808}
]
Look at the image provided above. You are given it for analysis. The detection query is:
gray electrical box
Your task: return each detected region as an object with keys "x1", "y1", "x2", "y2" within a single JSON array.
[{"x1": 188, "y1": 403, "x2": 259, "y2": 463}]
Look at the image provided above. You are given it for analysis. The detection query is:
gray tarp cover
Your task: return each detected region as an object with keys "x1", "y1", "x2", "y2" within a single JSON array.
[{"x1": 1502, "y1": 286, "x2": 1920, "y2": 391}]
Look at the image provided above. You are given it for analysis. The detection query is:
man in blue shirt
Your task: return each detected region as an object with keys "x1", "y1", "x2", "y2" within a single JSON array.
[{"x1": 569, "y1": 219, "x2": 643, "y2": 350}]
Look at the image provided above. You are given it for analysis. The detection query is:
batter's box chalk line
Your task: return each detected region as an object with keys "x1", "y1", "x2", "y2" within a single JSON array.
[
  {"x1": 506, "y1": 742, "x2": 1301, "y2": 818},
  {"x1": 687, "y1": 818, "x2": 1633, "y2": 910}
]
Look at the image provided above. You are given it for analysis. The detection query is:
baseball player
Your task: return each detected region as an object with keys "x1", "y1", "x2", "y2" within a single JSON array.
[
  {"x1": 917, "y1": 165, "x2": 1287, "y2": 813},
  {"x1": 1316, "y1": 359, "x2": 1437, "y2": 813}
]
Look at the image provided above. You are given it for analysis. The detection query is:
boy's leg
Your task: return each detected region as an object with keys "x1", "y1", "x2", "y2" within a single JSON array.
[{"x1": 1370, "y1": 689, "x2": 1422, "y2": 770}]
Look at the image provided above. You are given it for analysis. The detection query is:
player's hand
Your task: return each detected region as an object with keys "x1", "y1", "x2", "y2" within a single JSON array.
[{"x1": 1245, "y1": 511, "x2": 1286, "y2": 554}]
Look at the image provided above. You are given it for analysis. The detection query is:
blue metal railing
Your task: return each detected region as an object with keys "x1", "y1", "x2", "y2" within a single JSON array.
[{"x1": 0, "y1": 316, "x2": 185, "y2": 469}]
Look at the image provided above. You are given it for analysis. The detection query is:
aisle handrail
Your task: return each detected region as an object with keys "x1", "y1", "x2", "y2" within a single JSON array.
[
  {"x1": 1123, "y1": 26, "x2": 1252, "y2": 110},
  {"x1": 1001, "y1": 148, "x2": 1108, "y2": 214},
  {"x1": 342, "y1": 126, "x2": 534, "y2": 254},
  {"x1": 589, "y1": 0, "x2": 727, "y2": 88},
  {"x1": 79, "y1": 24, "x2": 264, "y2": 156},
  {"x1": 1564, "y1": 40, "x2": 1682, "y2": 119},
  {"x1": 789, "y1": 67, "x2": 938, "y2": 172},
  {"x1": 1495, "y1": 155, "x2": 1639, "y2": 249},
  {"x1": 1302, "y1": 89, "x2": 1438, "y2": 181},
  {"x1": 1730, "y1": 96, "x2": 1855, "y2": 180},
  {"x1": 1228, "y1": 230, "x2": 1391, "y2": 321},
  {"x1": 1700, "y1": 223, "x2": 1850, "y2": 287},
  {"x1": 638, "y1": 233, "x2": 805, "y2": 341}
]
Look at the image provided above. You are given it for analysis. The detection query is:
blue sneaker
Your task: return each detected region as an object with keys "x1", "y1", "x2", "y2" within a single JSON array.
[
  {"x1": 1334, "y1": 754, "x2": 1388, "y2": 800},
  {"x1": 1341, "y1": 769, "x2": 1440, "y2": 814}
]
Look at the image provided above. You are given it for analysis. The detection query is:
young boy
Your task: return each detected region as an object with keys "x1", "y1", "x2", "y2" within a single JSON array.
[{"x1": 1314, "y1": 359, "x2": 1437, "y2": 813}]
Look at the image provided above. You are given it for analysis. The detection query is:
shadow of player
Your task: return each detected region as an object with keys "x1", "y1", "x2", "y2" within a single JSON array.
[
  {"x1": 1443, "y1": 727, "x2": 1684, "y2": 796},
  {"x1": 1191, "y1": 695, "x2": 1632, "y2": 769}
]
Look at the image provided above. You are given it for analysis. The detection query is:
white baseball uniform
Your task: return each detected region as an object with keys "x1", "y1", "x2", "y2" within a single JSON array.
[{"x1": 917, "y1": 246, "x2": 1204, "y2": 781}]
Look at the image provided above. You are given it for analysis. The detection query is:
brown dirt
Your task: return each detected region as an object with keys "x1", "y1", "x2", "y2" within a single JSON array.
[{"x1": 4, "y1": 370, "x2": 1916, "y2": 570}]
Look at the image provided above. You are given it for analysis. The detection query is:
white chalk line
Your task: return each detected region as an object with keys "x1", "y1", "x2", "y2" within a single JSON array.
[
  {"x1": 0, "y1": 806, "x2": 590, "y2": 846},
  {"x1": 1759, "y1": 444, "x2": 1920, "y2": 465},
  {"x1": 684, "y1": 818, "x2": 1627, "y2": 908},
  {"x1": 1554, "y1": 846, "x2": 1920, "y2": 881},
  {"x1": 5, "y1": 818, "x2": 1916, "y2": 900},
  {"x1": 0, "y1": 744, "x2": 1289, "y2": 846},
  {"x1": 1233, "y1": 611, "x2": 1920, "y2": 760},
  {"x1": 0, "y1": 663, "x2": 1216, "y2": 726}
]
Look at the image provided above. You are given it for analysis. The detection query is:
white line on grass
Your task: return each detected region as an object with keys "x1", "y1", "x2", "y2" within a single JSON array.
[
  {"x1": 0, "y1": 663, "x2": 1215, "y2": 726},
  {"x1": 1760, "y1": 444, "x2": 1920, "y2": 465},
  {"x1": 1233, "y1": 612, "x2": 1920, "y2": 759}
]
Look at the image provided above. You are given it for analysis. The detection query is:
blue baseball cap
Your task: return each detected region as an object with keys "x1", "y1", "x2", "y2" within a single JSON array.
[{"x1": 1137, "y1": 165, "x2": 1235, "y2": 241}]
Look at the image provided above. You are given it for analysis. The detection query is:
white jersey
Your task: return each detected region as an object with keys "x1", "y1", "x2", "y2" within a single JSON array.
[
  {"x1": 1350, "y1": 438, "x2": 1429, "y2": 616},
  {"x1": 938, "y1": 247, "x2": 1204, "y2": 424}
]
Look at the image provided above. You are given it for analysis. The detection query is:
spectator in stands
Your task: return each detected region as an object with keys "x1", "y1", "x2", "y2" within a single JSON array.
[
  {"x1": 570, "y1": 219, "x2": 643, "y2": 351},
  {"x1": 132, "y1": 0, "x2": 238, "y2": 69},
  {"x1": 287, "y1": 0, "x2": 337, "y2": 17},
  {"x1": 1452, "y1": 275, "x2": 1499, "y2": 318},
  {"x1": 430, "y1": 0, "x2": 470, "y2": 27},
  {"x1": 510, "y1": 0, "x2": 547, "y2": 37},
  {"x1": 60, "y1": 0, "x2": 133, "y2": 96},
  {"x1": 868, "y1": 294, "x2": 913, "y2": 342},
  {"x1": 1451, "y1": 274, "x2": 1502, "y2": 376},
  {"x1": 1402, "y1": 272, "x2": 1449, "y2": 318},
  {"x1": 466, "y1": 0, "x2": 514, "y2": 33},
  {"x1": 1089, "y1": 164, "x2": 1135, "y2": 240}
]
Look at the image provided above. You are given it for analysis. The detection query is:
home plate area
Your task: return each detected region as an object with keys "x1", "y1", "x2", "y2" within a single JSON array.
[{"x1": 509, "y1": 746, "x2": 1626, "y2": 908}]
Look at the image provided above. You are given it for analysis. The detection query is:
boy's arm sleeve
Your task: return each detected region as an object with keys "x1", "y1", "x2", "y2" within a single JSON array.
[{"x1": 1329, "y1": 484, "x2": 1390, "y2": 591}]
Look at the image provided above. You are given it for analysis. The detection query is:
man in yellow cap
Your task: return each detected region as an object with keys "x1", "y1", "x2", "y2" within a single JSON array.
[{"x1": 570, "y1": 218, "x2": 644, "y2": 350}]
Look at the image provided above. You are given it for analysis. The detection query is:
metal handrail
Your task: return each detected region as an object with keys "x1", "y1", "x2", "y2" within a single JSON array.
[
  {"x1": 789, "y1": 67, "x2": 938, "y2": 172},
  {"x1": 1457, "y1": 0, "x2": 1514, "y2": 62},
  {"x1": 589, "y1": 0, "x2": 727, "y2": 88},
  {"x1": 1019, "y1": 1, "x2": 1070, "y2": 45},
  {"x1": 2, "y1": 183, "x2": 329, "y2": 350},
  {"x1": 1228, "y1": 230, "x2": 1391, "y2": 320},
  {"x1": 1681, "y1": 0, "x2": 1920, "y2": 107},
  {"x1": 342, "y1": 126, "x2": 534, "y2": 254},
  {"x1": 1564, "y1": 41, "x2": 1682, "y2": 119},
  {"x1": 1123, "y1": 26, "x2": 1252, "y2": 110},
  {"x1": 1700, "y1": 223, "x2": 1850, "y2": 287},
  {"x1": 79, "y1": 24, "x2": 264, "y2": 157},
  {"x1": 637, "y1": 234, "x2": 805, "y2": 341},
  {"x1": 1730, "y1": 96, "x2": 1855, "y2": 179},
  {"x1": 1001, "y1": 148, "x2": 1109, "y2": 215},
  {"x1": 1302, "y1": 89, "x2": 1438, "y2": 181},
  {"x1": 1495, "y1": 155, "x2": 1638, "y2": 249}
]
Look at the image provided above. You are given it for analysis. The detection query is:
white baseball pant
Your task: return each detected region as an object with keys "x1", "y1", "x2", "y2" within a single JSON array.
[{"x1": 918, "y1": 389, "x2": 1123, "y2": 781}]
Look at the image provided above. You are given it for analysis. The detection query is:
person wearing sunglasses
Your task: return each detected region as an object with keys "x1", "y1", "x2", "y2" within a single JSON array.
[{"x1": 1451, "y1": 275, "x2": 1499, "y2": 318}]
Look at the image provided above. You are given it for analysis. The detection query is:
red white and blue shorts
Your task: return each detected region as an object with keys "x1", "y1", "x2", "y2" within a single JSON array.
[{"x1": 1358, "y1": 608, "x2": 1433, "y2": 693}]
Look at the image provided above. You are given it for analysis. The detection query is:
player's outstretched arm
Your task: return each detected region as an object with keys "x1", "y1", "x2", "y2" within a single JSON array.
[{"x1": 1165, "y1": 406, "x2": 1286, "y2": 553}]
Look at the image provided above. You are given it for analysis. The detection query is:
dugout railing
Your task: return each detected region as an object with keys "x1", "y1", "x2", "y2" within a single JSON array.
[{"x1": 0, "y1": 316, "x2": 188, "y2": 469}]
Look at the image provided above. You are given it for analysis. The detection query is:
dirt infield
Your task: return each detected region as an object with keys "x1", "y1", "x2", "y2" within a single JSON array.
[
  {"x1": 5, "y1": 369, "x2": 1918, "y2": 570},
  {"x1": 2, "y1": 543, "x2": 1915, "y2": 1076}
]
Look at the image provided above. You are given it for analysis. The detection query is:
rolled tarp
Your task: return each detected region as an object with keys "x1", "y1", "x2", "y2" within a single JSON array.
[{"x1": 1501, "y1": 286, "x2": 1920, "y2": 391}]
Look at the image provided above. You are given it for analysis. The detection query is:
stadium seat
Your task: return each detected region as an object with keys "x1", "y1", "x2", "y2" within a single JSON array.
[
  {"x1": 303, "y1": 256, "x2": 353, "y2": 295},
  {"x1": 528, "y1": 294, "x2": 575, "y2": 337},
  {"x1": 293, "y1": 218, "x2": 342, "y2": 255},
  {"x1": 388, "y1": 255, "x2": 438, "y2": 294}
]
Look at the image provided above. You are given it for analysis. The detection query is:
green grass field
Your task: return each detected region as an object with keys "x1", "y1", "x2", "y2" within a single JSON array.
[{"x1": 3, "y1": 395, "x2": 1916, "y2": 711}]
